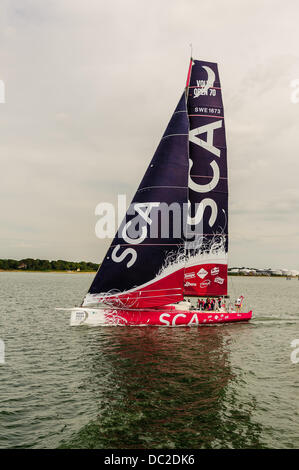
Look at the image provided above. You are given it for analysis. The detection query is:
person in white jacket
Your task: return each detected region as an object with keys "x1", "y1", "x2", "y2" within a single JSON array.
[{"x1": 235, "y1": 296, "x2": 243, "y2": 312}]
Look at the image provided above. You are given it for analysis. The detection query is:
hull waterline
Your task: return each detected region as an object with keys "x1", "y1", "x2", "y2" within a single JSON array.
[{"x1": 68, "y1": 307, "x2": 253, "y2": 327}]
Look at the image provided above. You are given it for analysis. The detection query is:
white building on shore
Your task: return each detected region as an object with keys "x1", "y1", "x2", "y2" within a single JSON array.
[{"x1": 228, "y1": 267, "x2": 299, "y2": 277}]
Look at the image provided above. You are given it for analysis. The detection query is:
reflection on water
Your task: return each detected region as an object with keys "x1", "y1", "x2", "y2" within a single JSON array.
[
  {"x1": 0, "y1": 273, "x2": 299, "y2": 449},
  {"x1": 59, "y1": 326, "x2": 264, "y2": 449}
]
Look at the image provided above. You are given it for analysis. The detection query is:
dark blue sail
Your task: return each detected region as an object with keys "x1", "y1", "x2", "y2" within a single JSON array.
[
  {"x1": 83, "y1": 93, "x2": 189, "y2": 308},
  {"x1": 184, "y1": 60, "x2": 228, "y2": 297}
]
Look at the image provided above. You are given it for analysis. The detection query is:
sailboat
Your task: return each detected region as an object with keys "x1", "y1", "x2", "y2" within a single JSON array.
[{"x1": 65, "y1": 58, "x2": 253, "y2": 326}]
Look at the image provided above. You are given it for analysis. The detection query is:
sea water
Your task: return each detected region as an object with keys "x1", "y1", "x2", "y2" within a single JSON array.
[{"x1": 0, "y1": 272, "x2": 298, "y2": 448}]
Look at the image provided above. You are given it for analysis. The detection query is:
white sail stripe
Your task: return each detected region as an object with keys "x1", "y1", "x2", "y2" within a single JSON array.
[
  {"x1": 113, "y1": 293, "x2": 181, "y2": 299},
  {"x1": 188, "y1": 114, "x2": 224, "y2": 118},
  {"x1": 110, "y1": 244, "x2": 185, "y2": 248},
  {"x1": 162, "y1": 133, "x2": 189, "y2": 139},
  {"x1": 138, "y1": 185, "x2": 188, "y2": 191},
  {"x1": 84, "y1": 292, "x2": 182, "y2": 303},
  {"x1": 136, "y1": 296, "x2": 183, "y2": 301},
  {"x1": 188, "y1": 86, "x2": 221, "y2": 89},
  {"x1": 124, "y1": 287, "x2": 181, "y2": 292},
  {"x1": 190, "y1": 175, "x2": 228, "y2": 179},
  {"x1": 98, "y1": 288, "x2": 181, "y2": 296},
  {"x1": 186, "y1": 258, "x2": 227, "y2": 268},
  {"x1": 185, "y1": 232, "x2": 227, "y2": 235}
]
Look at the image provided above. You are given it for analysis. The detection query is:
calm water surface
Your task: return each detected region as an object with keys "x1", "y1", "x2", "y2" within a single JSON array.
[{"x1": 0, "y1": 272, "x2": 298, "y2": 448}]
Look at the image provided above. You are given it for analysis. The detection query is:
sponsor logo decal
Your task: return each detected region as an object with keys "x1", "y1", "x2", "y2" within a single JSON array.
[
  {"x1": 211, "y1": 267, "x2": 219, "y2": 275},
  {"x1": 200, "y1": 279, "x2": 211, "y2": 288},
  {"x1": 197, "y1": 268, "x2": 208, "y2": 279},
  {"x1": 185, "y1": 281, "x2": 197, "y2": 287},
  {"x1": 184, "y1": 272, "x2": 196, "y2": 279},
  {"x1": 214, "y1": 277, "x2": 224, "y2": 285}
]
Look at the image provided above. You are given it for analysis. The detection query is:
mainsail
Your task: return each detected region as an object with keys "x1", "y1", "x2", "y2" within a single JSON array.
[
  {"x1": 184, "y1": 59, "x2": 228, "y2": 297},
  {"x1": 82, "y1": 59, "x2": 228, "y2": 308},
  {"x1": 82, "y1": 93, "x2": 189, "y2": 308}
]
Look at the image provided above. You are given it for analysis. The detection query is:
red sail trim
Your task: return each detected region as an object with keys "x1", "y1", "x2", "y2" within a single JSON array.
[
  {"x1": 188, "y1": 86, "x2": 222, "y2": 90},
  {"x1": 84, "y1": 268, "x2": 185, "y2": 309},
  {"x1": 188, "y1": 114, "x2": 224, "y2": 118}
]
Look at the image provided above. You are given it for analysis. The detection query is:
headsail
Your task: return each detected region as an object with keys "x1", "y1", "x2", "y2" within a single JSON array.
[
  {"x1": 82, "y1": 93, "x2": 189, "y2": 308},
  {"x1": 184, "y1": 60, "x2": 228, "y2": 297}
]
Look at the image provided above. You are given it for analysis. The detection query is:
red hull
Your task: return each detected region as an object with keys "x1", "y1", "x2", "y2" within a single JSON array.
[
  {"x1": 110, "y1": 309, "x2": 253, "y2": 326},
  {"x1": 70, "y1": 307, "x2": 253, "y2": 327}
]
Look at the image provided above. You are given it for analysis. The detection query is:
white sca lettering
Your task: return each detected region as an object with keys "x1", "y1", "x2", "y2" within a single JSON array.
[
  {"x1": 189, "y1": 159, "x2": 219, "y2": 193},
  {"x1": 112, "y1": 202, "x2": 159, "y2": 268},
  {"x1": 122, "y1": 202, "x2": 160, "y2": 245},
  {"x1": 172, "y1": 313, "x2": 186, "y2": 325},
  {"x1": 159, "y1": 313, "x2": 171, "y2": 326},
  {"x1": 189, "y1": 120, "x2": 222, "y2": 157},
  {"x1": 187, "y1": 198, "x2": 217, "y2": 227},
  {"x1": 111, "y1": 245, "x2": 137, "y2": 268},
  {"x1": 188, "y1": 120, "x2": 222, "y2": 227},
  {"x1": 159, "y1": 313, "x2": 200, "y2": 326},
  {"x1": 188, "y1": 314, "x2": 199, "y2": 326}
]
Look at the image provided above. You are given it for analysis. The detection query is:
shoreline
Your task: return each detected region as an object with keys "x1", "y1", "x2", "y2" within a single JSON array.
[{"x1": 0, "y1": 270, "x2": 293, "y2": 278}]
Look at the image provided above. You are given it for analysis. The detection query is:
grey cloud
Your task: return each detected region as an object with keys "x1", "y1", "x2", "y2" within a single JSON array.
[{"x1": 1, "y1": 0, "x2": 299, "y2": 269}]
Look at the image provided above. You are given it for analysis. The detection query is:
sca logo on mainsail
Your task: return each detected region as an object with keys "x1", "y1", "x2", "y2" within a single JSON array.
[
  {"x1": 188, "y1": 120, "x2": 222, "y2": 229},
  {"x1": 188, "y1": 65, "x2": 223, "y2": 231},
  {"x1": 111, "y1": 202, "x2": 160, "y2": 268}
]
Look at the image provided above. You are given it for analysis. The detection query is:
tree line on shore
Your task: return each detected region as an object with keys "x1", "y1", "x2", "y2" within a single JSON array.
[{"x1": 0, "y1": 258, "x2": 99, "y2": 272}]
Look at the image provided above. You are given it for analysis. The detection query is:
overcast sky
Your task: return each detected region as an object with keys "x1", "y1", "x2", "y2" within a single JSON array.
[{"x1": 1, "y1": 0, "x2": 299, "y2": 269}]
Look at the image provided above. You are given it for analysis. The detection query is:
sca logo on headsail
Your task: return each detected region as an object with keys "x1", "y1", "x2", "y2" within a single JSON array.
[
  {"x1": 187, "y1": 66, "x2": 223, "y2": 235},
  {"x1": 111, "y1": 203, "x2": 160, "y2": 268},
  {"x1": 188, "y1": 121, "x2": 222, "y2": 228}
]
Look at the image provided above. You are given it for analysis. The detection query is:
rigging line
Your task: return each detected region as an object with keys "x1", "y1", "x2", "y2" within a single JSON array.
[
  {"x1": 185, "y1": 56, "x2": 193, "y2": 90},
  {"x1": 162, "y1": 133, "x2": 189, "y2": 139},
  {"x1": 183, "y1": 55, "x2": 193, "y2": 288}
]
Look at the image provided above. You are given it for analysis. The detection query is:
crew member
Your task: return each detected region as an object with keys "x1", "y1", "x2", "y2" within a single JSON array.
[{"x1": 235, "y1": 297, "x2": 242, "y2": 312}]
